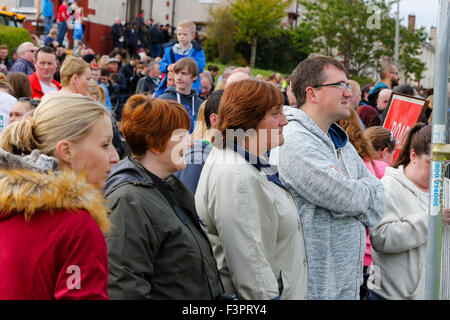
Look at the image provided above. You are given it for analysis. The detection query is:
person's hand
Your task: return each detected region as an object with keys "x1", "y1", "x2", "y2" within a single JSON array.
[
  {"x1": 167, "y1": 63, "x2": 175, "y2": 72},
  {"x1": 443, "y1": 208, "x2": 450, "y2": 225}
]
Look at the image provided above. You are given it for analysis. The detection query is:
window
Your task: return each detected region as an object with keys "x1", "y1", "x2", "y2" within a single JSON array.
[{"x1": 19, "y1": 0, "x2": 34, "y2": 7}]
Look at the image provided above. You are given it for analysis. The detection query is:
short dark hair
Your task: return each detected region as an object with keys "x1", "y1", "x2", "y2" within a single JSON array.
[
  {"x1": 36, "y1": 46, "x2": 57, "y2": 60},
  {"x1": 207, "y1": 65, "x2": 219, "y2": 72},
  {"x1": 204, "y1": 90, "x2": 223, "y2": 129},
  {"x1": 393, "y1": 84, "x2": 415, "y2": 96},
  {"x1": 131, "y1": 53, "x2": 140, "y2": 61},
  {"x1": 100, "y1": 68, "x2": 110, "y2": 77},
  {"x1": 290, "y1": 55, "x2": 346, "y2": 107}
]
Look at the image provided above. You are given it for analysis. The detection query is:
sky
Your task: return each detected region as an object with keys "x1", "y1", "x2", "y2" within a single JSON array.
[{"x1": 389, "y1": 0, "x2": 440, "y2": 34}]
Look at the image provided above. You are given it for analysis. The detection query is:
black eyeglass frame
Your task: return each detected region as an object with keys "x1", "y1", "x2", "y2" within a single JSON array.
[{"x1": 311, "y1": 81, "x2": 352, "y2": 91}]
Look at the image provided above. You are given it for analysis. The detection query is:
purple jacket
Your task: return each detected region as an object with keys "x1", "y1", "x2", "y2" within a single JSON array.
[{"x1": 10, "y1": 58, "x2": 34, "y2": 75}]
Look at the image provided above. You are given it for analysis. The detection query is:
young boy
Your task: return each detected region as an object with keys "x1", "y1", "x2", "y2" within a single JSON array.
[
  {"x1": 154, "y1": 20, "x2": 205, "y2": 97},
  {"x1": 158, "y1": 57, "x2": 203, "y2": 134}
]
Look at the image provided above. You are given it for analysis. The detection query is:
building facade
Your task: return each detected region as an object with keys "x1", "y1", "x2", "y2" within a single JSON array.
[{"x1": 8, "y1": 0, "x2": 301, "y2": 55}]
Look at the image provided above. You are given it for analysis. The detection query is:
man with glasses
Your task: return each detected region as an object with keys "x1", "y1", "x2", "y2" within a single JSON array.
[
  {"x1": 9, "y1": 42, "x2": 36, "y2": 75},
  {"x1": 270, "y1": 55, "x2": 384, "y2": 299},
  {"x1": 368, "y1": 63, "x2": 399, "y2": 110}
]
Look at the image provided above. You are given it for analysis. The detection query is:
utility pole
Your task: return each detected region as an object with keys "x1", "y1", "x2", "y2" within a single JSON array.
[
  {"x1": 394, "y1": 0, "x2": 400, "y2": 69},
  {"x1": 425, "y1": 0, "x2": 450, "y2": 300}
]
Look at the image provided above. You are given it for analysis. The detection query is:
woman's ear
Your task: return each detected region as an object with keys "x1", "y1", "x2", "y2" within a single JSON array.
[
  {"x1": 410, "y1": 148, "x2": 417, "y2": 164},
  {"x1": 55, "y1": 140, "x2": 73, "y2": 165},
  {"x1": 149, "y1": 147, "x2": 161, "y2": 155}
]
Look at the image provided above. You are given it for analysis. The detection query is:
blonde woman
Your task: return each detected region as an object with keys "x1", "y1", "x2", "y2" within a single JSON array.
[
  {"x1": 0, "y1": 93, "x2": 119, "y2": 299},
  {"x1": 53, "y1": 56, "x2": 92, "y2": 97}
]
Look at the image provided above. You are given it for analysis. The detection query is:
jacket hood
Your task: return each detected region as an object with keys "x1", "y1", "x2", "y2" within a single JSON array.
[
  {"x1": 163, "y1": 86, "x2": 199, "y2": 98},
  {"x1": 0, "y1": 149, "x2": 111, "y2": 233},
  {"x1": 283, "y1": 106, "x2": 348, "y2": 149},
  {"x1": 104, "y1": 156, "x2": 154, "y2": 196},
  {"x1": 383, "y1": 165, "x2": 428, "y2": 197}
]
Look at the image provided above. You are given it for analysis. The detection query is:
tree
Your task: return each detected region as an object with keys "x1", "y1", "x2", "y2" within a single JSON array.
[
  {"x1": 229, "y1": 0, "x2": 291, "y2": 67},
  {"x1": 300, "y1": 0, "x2": 428, "y2": 81},
  {"x1": 204, "y1": 5, "x2": 238, "y2": 63}
]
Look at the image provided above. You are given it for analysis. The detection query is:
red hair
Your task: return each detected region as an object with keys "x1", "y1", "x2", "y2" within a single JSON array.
[
  {"x1": 216, "y1": 79, "x2": 283, "y2": 147},
  {"x1": 121, "y1": 95, "x2": 190, "y2": 158}
]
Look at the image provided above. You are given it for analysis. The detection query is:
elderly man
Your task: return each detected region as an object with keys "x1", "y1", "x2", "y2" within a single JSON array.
[
  {"x1": 199, "y1": 71, "x2": 213, "y2": 99},
  {"x1": 9, "y1": 42, "x2": 37, "y2": 75},
  {"x1": 224, "y1": 71, "x2": 250, "y2": 88},
  {"x1": 135, "y1": 61, "x2": 160, "y2": 95},
  {"x1": 376, "y1": 88, "x2": 392, "y2": 113},
  {"x1": 29, "y1": 46, "x2": 61, "y2": 99}
]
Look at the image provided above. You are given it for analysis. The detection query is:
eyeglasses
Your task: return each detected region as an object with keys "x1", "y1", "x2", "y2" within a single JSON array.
[
  {"x1": 18, "y1": 97, "x2": 40, "y2": 108},
  {"x1": 28, "y1": 49, "x2": 36, "y2": 53},
  {"x1": 312, "y1": 81, "x2": 352, "y2": 91}
]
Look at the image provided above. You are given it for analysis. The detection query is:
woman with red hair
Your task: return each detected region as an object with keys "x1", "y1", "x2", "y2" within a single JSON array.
[
  {"x1": 104, "y1": 95, "x2": 224, "y2": 300},
  {"x1": 195, "y1": 79, "x2": 308, "y2": 300}
]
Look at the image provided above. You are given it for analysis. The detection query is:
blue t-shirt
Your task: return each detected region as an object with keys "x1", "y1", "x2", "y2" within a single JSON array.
[{"x1": 42, "y1": 0, "x2": 53, "y2": 18}]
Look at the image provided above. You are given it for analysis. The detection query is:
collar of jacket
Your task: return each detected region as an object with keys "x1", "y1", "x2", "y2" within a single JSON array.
[
  {"x1": 284, "y1": 106, "x2": 348, "y2": 150},
  {"x1": 229, "y1": 143, "x2": 285, "y2": 188},
  {"x1": 0, "y1": 149, "x2": 110, "y2": 233},
  {"x1": 104, "y1": 156, "x2": 162, "y2": 196}
]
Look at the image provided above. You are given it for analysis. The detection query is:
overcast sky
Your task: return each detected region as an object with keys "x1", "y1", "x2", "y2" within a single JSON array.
[{"x1": 389, "y1": 0, "x2": 440, "y2": 34}]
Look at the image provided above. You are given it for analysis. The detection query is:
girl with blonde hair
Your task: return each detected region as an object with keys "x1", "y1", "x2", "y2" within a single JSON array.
[{"x1": 0, "y1": 93, "x2": 119, "y2": 299}]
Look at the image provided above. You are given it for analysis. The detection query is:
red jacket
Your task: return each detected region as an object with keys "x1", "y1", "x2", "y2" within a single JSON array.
[
  {"x1": 29, "y1": 72, "x2": 62, "y2": 99},
  {"x1": 0, "y1": 168, "x2": 110, "y2": 300}
]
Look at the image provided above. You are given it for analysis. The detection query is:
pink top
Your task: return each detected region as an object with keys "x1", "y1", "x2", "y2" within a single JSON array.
[{"x1": 363, "y1": 159, "x2": 389, "y2": 266}]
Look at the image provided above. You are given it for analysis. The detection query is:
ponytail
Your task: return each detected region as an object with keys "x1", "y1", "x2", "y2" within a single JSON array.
[
  {"x1": 393, "y1": 123, "x2": 431, "y2": 168},
  {"x1": 1, "y1": 117, "x2": 38, "y2": 155}
]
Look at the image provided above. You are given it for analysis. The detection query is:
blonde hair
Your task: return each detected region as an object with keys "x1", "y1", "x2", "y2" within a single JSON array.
[
  {"x1": 87, "y1": 79, "x2": 106, "y2": 104},
  {"x1": 191, "y1": 101, "x2": 207, "y2": 140},
  {"x1": 49, "y1": 27, "x2": 58, "y2": 36},
  {"x1": 1, "y1": 93, "x2": 110, "y2": 156},
  {"x1": 60, "y1": 56, "x2": 91, "y2": 87},
  {"x1": 177, "y1": 20, "x2": 196, "y2": 34}
]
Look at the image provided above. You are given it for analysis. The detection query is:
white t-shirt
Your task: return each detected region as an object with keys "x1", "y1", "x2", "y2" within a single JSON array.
[
  {"x1": 0, "y1": 91, "x2": 17, "y2": 133},
  {"x1": 40, "y1": 80, "x2": 58, "y2": 95}
]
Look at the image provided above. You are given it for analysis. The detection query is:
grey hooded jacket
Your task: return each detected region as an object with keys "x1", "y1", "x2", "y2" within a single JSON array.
[{"x1": 270, "y1": 106, "x2": 385, "y2": 300}]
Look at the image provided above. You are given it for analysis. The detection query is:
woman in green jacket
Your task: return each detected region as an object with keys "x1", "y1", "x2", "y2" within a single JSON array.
[{"x1": 104, "y1": 95, "x2": 224, "y2": 300}]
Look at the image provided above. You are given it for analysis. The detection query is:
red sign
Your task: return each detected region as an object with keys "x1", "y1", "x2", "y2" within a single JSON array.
[{"x1": 382, "y1": 93, "x2": 427, "y2": 164}]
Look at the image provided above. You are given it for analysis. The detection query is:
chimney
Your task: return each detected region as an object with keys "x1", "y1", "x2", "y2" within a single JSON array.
[
  {"x1": 430, "y1": 26, "x2": 437, "y2": 46},
  {"x1": 408, "y1": 15, "x2": 415, "y2": 32}
]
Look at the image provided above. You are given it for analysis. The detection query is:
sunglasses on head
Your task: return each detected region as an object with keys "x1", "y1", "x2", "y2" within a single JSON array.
[{"x1": 18, "y1": 97, "x2": 40, "y2": 108}]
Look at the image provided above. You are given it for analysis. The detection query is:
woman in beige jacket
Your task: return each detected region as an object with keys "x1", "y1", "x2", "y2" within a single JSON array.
[
  {"x1": 195, "y1": 80, "x2": 308, "y2": 300},
  {"x1": 370, "y1": 124, "x2": 449, "y2": 300}
]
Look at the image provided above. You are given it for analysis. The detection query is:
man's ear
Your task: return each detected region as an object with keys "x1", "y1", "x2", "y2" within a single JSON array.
[
  {"x1": 306, "y1": 87, "x2": 318, "y2": 104},
  {"x1": 55, "y1": 140, "x2": 72, "y2": 165}
]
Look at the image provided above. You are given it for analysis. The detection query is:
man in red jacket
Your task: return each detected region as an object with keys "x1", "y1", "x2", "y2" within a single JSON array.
[{"x1": 29, "y1": 46, "x2": 61, "y2": 99}]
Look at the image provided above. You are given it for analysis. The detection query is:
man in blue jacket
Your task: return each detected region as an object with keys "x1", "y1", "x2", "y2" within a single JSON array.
[{"x1": 271, "y1": 55, "x2": 385, "y2": 299}]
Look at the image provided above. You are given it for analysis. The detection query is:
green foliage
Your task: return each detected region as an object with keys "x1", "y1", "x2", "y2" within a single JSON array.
[
  {"x1": 204, "y1": 5, "x2": 238, "y2": 63},
  {"x1": 229, "y1": 0, "x2": 291, "y2": 66},
  {"x1": 229, "y1": 0, "x2": 291, "y2": 42},
  {"x1": 236, "y1": 28, "x2": 311, "y2": 74},
  {"x1": 0, "y1": 25, "x2": 31, "y2": 56},
  {"x1": 299, "y1": 0, "x2": 428, "y2": 81}
]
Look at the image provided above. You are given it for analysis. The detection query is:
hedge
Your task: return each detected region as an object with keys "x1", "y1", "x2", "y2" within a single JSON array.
[{"x1": 0, "y1": 25, "x2": 31, "y2": 56}]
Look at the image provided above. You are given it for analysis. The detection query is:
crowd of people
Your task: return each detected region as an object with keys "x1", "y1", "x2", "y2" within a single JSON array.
[{"x1": 0, "y1": 12, "x2": 448, "y2": 301}]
